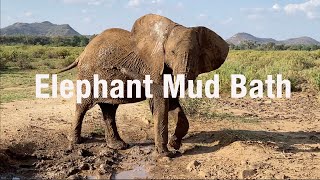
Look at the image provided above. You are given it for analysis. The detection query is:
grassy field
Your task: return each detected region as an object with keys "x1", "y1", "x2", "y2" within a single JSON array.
[
  {"x1": 200, "y1": 50, "x2": 320, "y2": 93},
  {"x1": 0, "y1": 45, "x2": 319, "y2": 104},
  {"x1": 0, "y1": 45, "x2": 82, "y2": 103}
]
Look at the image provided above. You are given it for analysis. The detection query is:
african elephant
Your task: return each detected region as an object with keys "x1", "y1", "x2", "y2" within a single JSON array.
[{"x1": 58, "y1": 14, "x2": 229, "y2": 157}]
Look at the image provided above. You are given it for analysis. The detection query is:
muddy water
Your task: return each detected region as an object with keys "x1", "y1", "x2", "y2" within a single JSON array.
[{"x1": 112, "y1": 166, "x2": 148, "y2": 179}]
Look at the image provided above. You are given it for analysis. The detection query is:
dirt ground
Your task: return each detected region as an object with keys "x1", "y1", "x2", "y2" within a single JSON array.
[{"x1": 0, "y1": 92, "x2": 319, "y2": 179}]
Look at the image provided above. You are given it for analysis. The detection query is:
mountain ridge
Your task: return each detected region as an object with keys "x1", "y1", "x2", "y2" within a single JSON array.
[
  {"x1": 1, "y1": 21, "x2": 319, "y2": 45},
  {"x1": 0, "y1": 21, "x2": 81, "y2": 37},
  {"x1": 227, "y1": 33, "x2": 320, "y2": 46}
]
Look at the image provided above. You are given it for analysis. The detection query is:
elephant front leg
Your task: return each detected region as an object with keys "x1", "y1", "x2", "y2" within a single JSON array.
[
  {"x1": 168, "y1": 99, "x2": 189, "y2": 150},
  {"x1": 153, "y1": 96, "x2": 172, "y2": 157}
]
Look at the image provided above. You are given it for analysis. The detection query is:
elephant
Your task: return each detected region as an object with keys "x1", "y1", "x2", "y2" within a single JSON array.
[{"x1": 58, "y1": 14, "x2": 229, "y2": 157}]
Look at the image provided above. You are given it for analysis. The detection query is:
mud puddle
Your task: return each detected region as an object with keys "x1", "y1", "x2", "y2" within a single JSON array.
[{"x1": 112, "y1": 165, "x2": 148, "y2": 179}]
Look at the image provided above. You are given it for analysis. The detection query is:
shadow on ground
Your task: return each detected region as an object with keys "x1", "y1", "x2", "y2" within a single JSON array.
[{"x1": 183, "y1": 130, "x2": 320, "y2": 155}]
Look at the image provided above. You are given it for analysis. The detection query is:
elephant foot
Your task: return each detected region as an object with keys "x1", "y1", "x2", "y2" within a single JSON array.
[
  {"x1": 153, "y1": 146, "x2": 177, "y2": 158},
  {"x1": 107, "y1": 139, "x2": 128, "y2": 150},
  {"x1": 169, "y1": 135, "x2": 182, "y2": 150},
  {"x1": 68, "y1": 134, "x2": 83, "y2": 144},
  {"x1": 152, "y1": 150, "x2": 177, "y2": 159},
  {"x1": 67, "y1": 135, "x2": 83, "y2": 151}
]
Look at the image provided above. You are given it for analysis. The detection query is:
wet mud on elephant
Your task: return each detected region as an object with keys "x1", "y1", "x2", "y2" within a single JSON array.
[{"x1": 58, "y1": 14, "x2": 229, "y2": 157}]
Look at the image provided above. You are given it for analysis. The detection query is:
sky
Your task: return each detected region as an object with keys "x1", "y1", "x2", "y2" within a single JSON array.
[{"x1": 1, "y1": 0, "x2": 319, "y2": 40}]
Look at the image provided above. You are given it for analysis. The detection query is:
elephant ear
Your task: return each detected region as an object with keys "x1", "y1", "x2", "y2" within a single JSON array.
[
  {"x1": 131, "y1": 14, "x2": 176, "y2": 82},
  {"x1": 193, "y1": 26, "x2": 229, "y2": 74}
]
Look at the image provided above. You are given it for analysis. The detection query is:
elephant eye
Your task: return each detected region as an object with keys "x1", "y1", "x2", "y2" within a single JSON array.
[{"x1": 171, "y1": 50, "x2": 175, "y2": 54}]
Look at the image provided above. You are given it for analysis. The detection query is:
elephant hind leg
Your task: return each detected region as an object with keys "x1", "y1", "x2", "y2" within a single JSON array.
[
  {"x1": 98, "y1": 103, "x2": 128, "y2": 150},
  {"x1": 69, "y1": 103, "x2": 91, "y2": 144},
  {"x1": 168, "y1": 98, "x2": 189, "y2": 150}
]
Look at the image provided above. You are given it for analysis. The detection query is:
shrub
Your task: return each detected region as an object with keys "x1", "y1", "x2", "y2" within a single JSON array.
[
  {"x1": 181, "y1": 97, "x2": 216, "y2": 119},
  {"x1": 55, "y1": 49, "x2": 70, "y2": 59},
  {"x1": 43, "y1": 61, "x2": 56, "y2": 69},
  {"x1": 15, "y1": 53, "x2": 33, "y2": 69},
  {"x1": 59, "y1": 55, "x2": 76, "y2": 68},
  {"x1": 202, "y1": 50, "x2": 320, "y2": 94},
  {"x1": 32, "y1": 47, "x2": 46, "y2": 58},
  {"x1": 315, "y1": 74, "x2": 320, "y2": 91},
  {"x1": 0, "y1": 56, "x2": 8, "y2": 69},
  {"x1": 46, "y1": 48, "x2": 71, "y2": 59},
  {"x1": 0, "y1": 49, "x2": 9, "y2": 69}
]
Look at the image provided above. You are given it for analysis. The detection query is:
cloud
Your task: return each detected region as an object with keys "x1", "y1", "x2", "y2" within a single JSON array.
[
  {"x1": 83, "y1": 17, "x2": 92, "y2": 23},
  {"x1": 241, "y1": 3, "x2": 283, "y2": 20},
  {"x1": 63, "y1": 0, "x2": 86, "y2": 4},
  {"x1": 221, "y1": 17, "x2": 233, "y2": 24},
  {"x1": 240, "y1": 7, "x2": 265, "y2": 13},
  {"x1": 127, "y1": 0, "x2": 142, "y2": 7},
  {"x1": 247, "y1": 14, "x2": 263, "y2": 20},
  {"x1": 63, "y1": 0, "x2": 107, "y2": 6},
  {"x1": 272, "y1": 3, "x2": 281, "y2": 11},
  {"x1": 151, "y1": 0, "x2": 162, "y2": 5},
  {"x1": 284, "y1": 0, "x2": 320, "y2": 19},
  {"x1": 24, "y1": 11, "x2": 33, "y2": 17},
  {"x1": 198, "y1": 13, "x2": 207, "y2": 18},
  {"x1": 88, "y1": 0, "x2": 104, "y2": 6},
  {"x1": 127, "y1": 0, "x2": 162, "y2": 8}
]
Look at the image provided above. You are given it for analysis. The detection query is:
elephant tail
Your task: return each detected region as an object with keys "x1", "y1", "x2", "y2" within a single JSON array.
[{"x1": 56, "y1": 56, "x2": 80, "y2": 74}]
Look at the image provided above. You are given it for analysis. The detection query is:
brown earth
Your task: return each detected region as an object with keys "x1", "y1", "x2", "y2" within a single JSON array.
[{"x1": 0, "y1": 92, "x2": 319, "y2": 179}]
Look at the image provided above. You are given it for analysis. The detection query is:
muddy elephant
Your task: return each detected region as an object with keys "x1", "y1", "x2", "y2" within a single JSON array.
[{"x1": 58, "y1": 14, "x2": 229, "y2": 157}]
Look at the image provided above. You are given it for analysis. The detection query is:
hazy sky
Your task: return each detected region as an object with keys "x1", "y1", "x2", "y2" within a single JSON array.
[{"x1": 1, "y1": 0, "x2": 319, "y2": 40}]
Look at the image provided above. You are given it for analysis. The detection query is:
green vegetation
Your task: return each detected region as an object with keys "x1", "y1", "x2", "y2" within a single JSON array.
[
  {"x1": 184, "y1": 50, "x2": 320, "y2": 119},
  {"x1": 180, "y1": 97, "x2": 259, "y2": 122},
  {"x1": 199, "y1": 50, "x2": 320, "y2": 93},
  {"x1": 0, "y1": 35, "x2": 91, "y2": 47},
  {"x1": 229, "y1": 42, "x2": 320, "y2": 51},
  {"x1": 0, "y1": 45, "x2": 82, "y2": 103},
  {"x1": 0, "y1": 45, "x2": 319, "y2": 105}
]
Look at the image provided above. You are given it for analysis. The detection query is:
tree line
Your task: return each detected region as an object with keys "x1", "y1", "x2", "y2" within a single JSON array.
[
  {"x1": 1, "y1": 35, "x2": 320, "y2": 51},
  {"x1": 0, "y1": 35, "x2": 96, "y2": 47},
  {"x1": 229, "y1": 41, "x2": 320, "y2": 51}
]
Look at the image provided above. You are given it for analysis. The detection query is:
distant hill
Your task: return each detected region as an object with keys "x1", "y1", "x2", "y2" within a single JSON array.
[
  {"x1": 0, "y1": 21, "x2": 81, "y2": 37},
  {"x1": 227, "y1": 33, "x2": 320, "y2": 46},
  {"x1": 280, "y1": 37, "x2": 320, "y2": 45},
  {"x1": 227, "y1": 33, "x2": 277, "y2": 45}
]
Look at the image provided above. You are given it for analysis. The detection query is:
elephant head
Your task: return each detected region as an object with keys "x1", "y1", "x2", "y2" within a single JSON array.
[{"x1": 131, "y1": 14, "x2": 229, "y2": 82}]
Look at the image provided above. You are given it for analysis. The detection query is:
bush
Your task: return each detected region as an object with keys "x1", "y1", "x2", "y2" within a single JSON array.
[
  {"x1": 202, "y1": 50, "x2": 320, "y2": 94},
  {"x1": 16, "y1": 53, "x2": 33, "y2": 69},
  {"x1": 31, "y1": 47, "x2": 46, "y2": 58},
  {"x1": 46, "y1": 48, "x2": 71, "y2": 59},
  {"x1": 59, "y1": 55, "x2": 76, "y2": 68},
  {"x1": 55, "y1": 49, "x2": 70, "y2": 59},
  {"x1": 43, "y1": 61, "x2": 56, "y2": 69},
  {"x1": 0, "y1": 49, "x2": 9, "y2": 69},
  {"x1": 315, "y1": 74, "x2": 320, "y2": 91},
  {"x1": 0, "y1": 55, "x2": 8, "y2": 69},
  {"x1": 181, "y1": 97, "x2": 216, "y2": 119}
]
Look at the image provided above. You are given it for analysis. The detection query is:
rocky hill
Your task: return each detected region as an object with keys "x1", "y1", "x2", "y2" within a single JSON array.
[
  {"x1": 280, "y1": 37, "x2": 320, "y2": 45},
  {"x1": 0, "y1": 21, "x2": 81, "y2": 36},
  {"x1": 227, "y1": 33, "x2": 320, "y2": 45}
]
